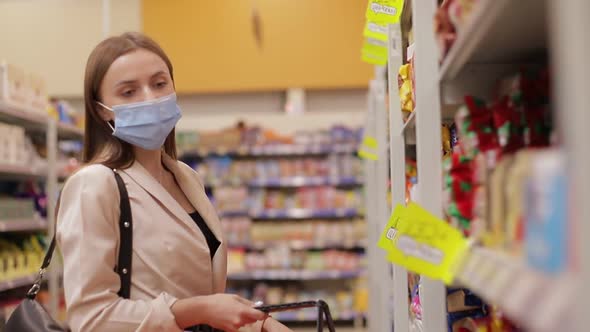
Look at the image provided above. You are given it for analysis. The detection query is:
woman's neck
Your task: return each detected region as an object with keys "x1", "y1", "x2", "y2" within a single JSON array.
[{"x1": 134, "y1": 147, "x2": 165, "y2": 179}]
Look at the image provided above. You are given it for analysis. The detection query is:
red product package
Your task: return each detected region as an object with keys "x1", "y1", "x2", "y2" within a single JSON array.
[
  {"x1": 464, "y1": 96, "x2": 499, "y2": 153},
  {"x1": 490, "y1": 96, "x2": 524, "y2": 154}
]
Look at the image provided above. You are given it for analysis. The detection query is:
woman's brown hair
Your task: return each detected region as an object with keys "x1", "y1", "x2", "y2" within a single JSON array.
[{"x1": 83, "y1": 32, "x2": 177, "y2": 169}]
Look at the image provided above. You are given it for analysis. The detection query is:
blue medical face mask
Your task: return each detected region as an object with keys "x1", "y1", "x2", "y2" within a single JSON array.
[{"x1": 97, "y1": 93, "x2": 182, "y2": 150}]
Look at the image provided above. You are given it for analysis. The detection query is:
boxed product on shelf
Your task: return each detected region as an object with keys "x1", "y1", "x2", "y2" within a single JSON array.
[
  {"x1": 0, "y1": 122, "x2": 26, "y2": 165},
  {"x1": 0, "y1": 61, "x2": 49, "y2": 112},
  {"x1": 0, "y1": 61, "x2": 27, "y2": 106},
  {"x1": 27, "y1": 73, "x2": 48, "y2": 111}
]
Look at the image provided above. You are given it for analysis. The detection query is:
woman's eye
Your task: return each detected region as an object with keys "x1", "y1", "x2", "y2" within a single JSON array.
[
  {"x1": 155, "y1": 81, "x2": 168, "y2": 88},
  {"x1": 121, "y1": 89, "x2": 135, "y2": 97}
]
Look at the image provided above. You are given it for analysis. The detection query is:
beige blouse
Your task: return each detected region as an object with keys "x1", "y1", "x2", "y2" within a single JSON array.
[{"x1": 56, "y1": 154, "x2": 228, "y2": 331}]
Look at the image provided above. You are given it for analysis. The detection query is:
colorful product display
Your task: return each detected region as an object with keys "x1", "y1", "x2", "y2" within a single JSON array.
[
  {"x1": 227, "y1": 279, "x2": 368, "y2": 322},
  {"x1": 0, "y1": 234, "x2": 47, "y2": 282},
  {"x1": 250, "y1": 187, "x2": 364, "y2": 213},
  {"x1": 222, "y1": 218, "x2": 366, "y2": 249},
  {"x1": 193, "y1": 155, "x2": 363, "y2": 188},
  {"x1": 434, "y1": 0, "x2": 479, "y2": 62},
  {"x1": 177, "y1": 124, "x2": 362, "y2": 156},
  {"x1": 439, "y1": 66, "x2": 554, "y2": 331},
  {"x1": 227, "y1": 248, "x2": 364, "y2": 275}
]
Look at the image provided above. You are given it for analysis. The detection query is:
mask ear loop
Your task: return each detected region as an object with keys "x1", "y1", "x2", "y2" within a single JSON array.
[{"x1": 96, "y1": 101, "x2": 116, "y2": 133}]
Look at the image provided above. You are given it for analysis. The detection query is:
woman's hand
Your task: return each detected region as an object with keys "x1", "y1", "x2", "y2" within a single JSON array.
[
  {"x1": 203, "y1": 294, "x2": 268, "y2": 332},
  {"x1": 172, "y1": 294, "x2": 267, "y2": 332}
]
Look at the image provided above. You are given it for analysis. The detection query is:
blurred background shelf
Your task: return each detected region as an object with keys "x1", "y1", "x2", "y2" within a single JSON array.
[
  {"x1": 0, "y1": 163, "x2": 46, "y2": 179},
  {"x1": 250, "y1": 208, "x2": 361, "y2": 220},
  {"x1": 248, "y1": 176, "x2": 363, "y2": 188},
  {"x1": 227, "y1": 269, "x2": 365, "y2": 281},
  {"x1": 0, "y1": 217, "x2": 47, "y2": 232}
]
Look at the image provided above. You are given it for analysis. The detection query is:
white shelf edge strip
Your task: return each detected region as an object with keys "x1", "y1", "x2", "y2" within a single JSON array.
[{"x1": 439, "y1": 0, "x2": 511, "y2": 80}]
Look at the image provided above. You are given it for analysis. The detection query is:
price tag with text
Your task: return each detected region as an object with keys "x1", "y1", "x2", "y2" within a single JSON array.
[
  {"x1": 378, "y1": 203, "x2": 469, "y2": 284},
  {"x1": 366, "y1": 0, "x2": 405, "y2": 24}
]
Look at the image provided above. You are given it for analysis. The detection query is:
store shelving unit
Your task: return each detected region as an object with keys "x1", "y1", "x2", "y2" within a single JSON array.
[
  {"x1": 0, "y1": 217, "x2": 47, "y2": 232},
  {"x1": 0, "y1": 101, "x2": 84, "y2": 317},
  {"x1": 227, "y1": 269, "x2": 365, "y2": 281},
  {"x1": 378, "y1": 0, "x2": 590, "y2": 331},
  {"x1": 181, "y1": 140, "x2": 367, "y2": 326}
]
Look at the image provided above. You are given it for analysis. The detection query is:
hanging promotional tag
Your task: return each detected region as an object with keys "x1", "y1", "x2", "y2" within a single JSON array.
[
  {"x1": 363, "y1": 22, "x2": 389, "y2": 42},
  {"x1": 361, "y1": 38, "x2": 388, "y2": 66},
  {"x1": 358, "y1": 135, "x2": 379, "y2": 160},
  {"x1": 378, "y1": 203, "x2": 469, "y2": 284},
  {"x1": 366, "y1": 0, "x2": 405, "y2": 24}
]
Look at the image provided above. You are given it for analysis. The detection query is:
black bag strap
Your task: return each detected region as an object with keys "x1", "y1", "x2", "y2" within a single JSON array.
[
  {"x1": 113, "y1": 170, "x2": 133, "y2": 298},
  {"x1": 27, "y1": 169, "x2": 133, "y2": 300}
]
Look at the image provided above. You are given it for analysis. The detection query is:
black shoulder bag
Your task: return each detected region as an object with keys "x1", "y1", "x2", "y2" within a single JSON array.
[{"x1": 5, "y1": 170, "x2": 133, "y2": 332}]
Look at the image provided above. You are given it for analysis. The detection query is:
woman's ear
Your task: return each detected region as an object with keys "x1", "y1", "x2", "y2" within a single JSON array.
[{"x1": 96, "y1": 103, "x2": 115, "y2": 122}]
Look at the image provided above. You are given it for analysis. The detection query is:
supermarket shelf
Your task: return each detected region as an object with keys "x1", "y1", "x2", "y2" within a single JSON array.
[
  {"x1": 0, "y1": 101, "x2": 84, "y2": 139},
  {"x1": 401, "y1": 112, "x2": 416, "y2": 134},
  {"x1": 227, "y1": 269, "x2": 365, "y2": 281},
  {"x1": 0, "y1": 163, "x2": 46, "y2": 179},
  {"x1": 456, "y1": 247, "x2": 576, "y2": 332},
  {"x1": 183, "y1": 144, "x2": 359, "y2": 159},
  {"x1": 439, "y1": 0, "x2": 547, "y2": 81},
  {"x1": 248, "y1": 176, "x2": 363, "y2": 188},
  {"x1": 57, "y1": 122, "x2": 84, "y2": 140},
  {"x1": 0, "y1": 274, "x2": 38, "y2": 292},
  {"x1": 0, "y1": 217, "x2": 47, "y2": 232},
  {"x1": 220, "y1": 209, "x2": 361, "y2": 220},
  {"x1": 230, "y1": 241, "x2": 366, "y2": 251},
  {"x1": 219, "y1": 210, "x2": 250, "y2": 218},
  {"x1": 250, "y1": 208, "x2": 361, "y2": 220},
  {"x1": 0, "y1": 100, "x2": 48, "y2": 130},
  {"x1": 275, "y1": 311, "x2": 362, "y2": 323}
]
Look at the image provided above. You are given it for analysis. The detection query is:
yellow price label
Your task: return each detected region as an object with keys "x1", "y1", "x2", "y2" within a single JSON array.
[
  {"x1": 361, "y1": 51, "x2": 387, "y2": 66},
  {"x1": 363, "y1": 22, "x2": 388, "y2": 42},
  {"x1": 366, "y1": 0, "x2": 405, "y2": 24},
  {"x1": 378, "y1": 203, "x2": 469, "y2": 284},
  {"x1": 361, "y1": 37, "x2": 388, "y2": 66},
  {"x1": 359, "y1": 135, "x2": 379, "y2": 160}
]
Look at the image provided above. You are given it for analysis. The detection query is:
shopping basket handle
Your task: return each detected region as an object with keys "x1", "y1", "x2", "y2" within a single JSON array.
[{"x1": 255, "y1": 300, "x2": 336, "y2": 332}]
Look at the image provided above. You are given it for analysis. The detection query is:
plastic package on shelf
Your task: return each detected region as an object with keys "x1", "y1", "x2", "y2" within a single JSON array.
[
  {"x1": 0, "y1": 234, "x2": 46, "y2": 282},
  {"x1": 47, "y1": 99, "x2": 85, "y2": 130}
]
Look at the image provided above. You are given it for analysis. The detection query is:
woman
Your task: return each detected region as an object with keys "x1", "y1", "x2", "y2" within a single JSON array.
[{"x1": 56, "y1": 32, "x2": 290, "y2": 332}]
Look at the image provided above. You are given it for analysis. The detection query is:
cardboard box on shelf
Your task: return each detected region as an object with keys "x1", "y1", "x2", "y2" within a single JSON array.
[
  {"x1": 26, "y1": 73, "x2": 48, "y2": 111},
  {"x1": 0, "y1": 61, "x2": 27, "y2": 106}
]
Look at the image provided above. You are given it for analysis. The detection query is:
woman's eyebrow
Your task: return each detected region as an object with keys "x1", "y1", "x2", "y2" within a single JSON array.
[
  {"x1": 150, "y1": 70, "x2": 168, "y2": 79},
  {"x1": 115, "y1": 79, "x2": 137, "y2": 87}
]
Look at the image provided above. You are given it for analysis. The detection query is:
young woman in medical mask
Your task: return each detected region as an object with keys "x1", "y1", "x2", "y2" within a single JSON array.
[{"x1": 56, "y1": 32, "x2": 290, "y2": 332}]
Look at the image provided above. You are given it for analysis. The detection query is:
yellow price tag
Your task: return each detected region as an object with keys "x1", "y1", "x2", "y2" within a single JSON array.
[
  {"x1": 361, "y1": 37, "x2": 388, "y2": 66},
  {"x1": 366, "y1": 0, "x2": 405, "y2": 24},
  {"x1": 361, "y1": 51, "x2": 387, "y2": 66},
  {"x1": 358, "y1": 135, "x2": 379, "y2": 160},
  {"x1": 363, "y1": 22, "x2": 388, "y2": 42},
  {"x1": 378, "y1": 203, "x2": 469, "y2": 284}
]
